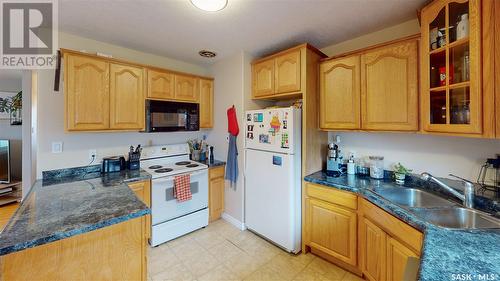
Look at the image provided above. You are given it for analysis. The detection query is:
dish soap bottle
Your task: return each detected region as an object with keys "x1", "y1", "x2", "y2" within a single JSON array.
[{"x1": 347, "y1": 153, "x2": 356, "y2": 175}]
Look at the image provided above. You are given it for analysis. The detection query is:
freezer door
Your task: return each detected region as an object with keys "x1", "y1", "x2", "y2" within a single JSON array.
[
  {"x1": 244, "y1": 149, "x2": 301, "y2": 253},
  {"x1": 245, "y1": 107, "x2": 301, "y2": 154}
]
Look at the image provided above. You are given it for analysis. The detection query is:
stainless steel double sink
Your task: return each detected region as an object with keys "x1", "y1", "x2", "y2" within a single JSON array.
[{"x1": 371, "y1": 187, "x2": 500, "y2": 229}]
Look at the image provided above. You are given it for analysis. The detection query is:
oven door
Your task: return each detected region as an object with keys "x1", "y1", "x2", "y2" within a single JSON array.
[{"x1": 151, "y1": 169, "x2": 208, "y2": 225}]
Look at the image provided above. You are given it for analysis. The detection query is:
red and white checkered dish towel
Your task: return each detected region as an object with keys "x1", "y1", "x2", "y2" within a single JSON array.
[{"x1": 174, "y1": 174, "x2": 192, "y2": 202}]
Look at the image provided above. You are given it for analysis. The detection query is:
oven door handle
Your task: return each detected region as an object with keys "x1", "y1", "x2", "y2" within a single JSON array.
[{"x1": 156, "y1": 169, "x2": 208, "y2": 182}]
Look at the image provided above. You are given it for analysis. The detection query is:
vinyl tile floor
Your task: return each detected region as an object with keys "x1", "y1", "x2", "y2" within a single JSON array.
[{"x1": 147, "y1": 219, "x2": 364, "y2": 281}]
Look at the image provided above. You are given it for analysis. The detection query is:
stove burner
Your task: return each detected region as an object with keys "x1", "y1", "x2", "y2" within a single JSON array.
[
  {"x1": 186, "y1": 164, "x2": 199, "y2": 168},
  {"x1": 175, "y1": 161, "x2": 191, "y2": 166},
  {"x1": 149, "y1": 165, "x2": 163, "y2": 169},
  {"x1": 155, "y1": 168, "x2": 173, "y2": 173}
]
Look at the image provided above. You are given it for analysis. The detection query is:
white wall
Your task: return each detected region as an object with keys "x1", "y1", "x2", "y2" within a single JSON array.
[
  {"x1": 320, "y1": 18, "x2": 500, "y2": 182},
  {"x1": 206, "y1": 51, "x2": 274, "y2": 225},
  {"x1": 207, "y1": 52, "x2": 246, "y2": 224},
  {"x1": 0, "y1": 72, "x2": 22, "y2": 180},
  {"x1": 332, "y1": 132, "x2": 500, "y2": 181},
  {"x1": 35, "y1": 32, "x2": 211, "y2": 177},
  {"x1": 320, "y1": 19, "x2": 420, "y2": 57}
]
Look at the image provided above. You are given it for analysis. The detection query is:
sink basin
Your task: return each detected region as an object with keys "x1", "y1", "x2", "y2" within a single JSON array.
[
  {"x1": 374, "y1": 188, "x2": 456, "y2": 208},
  {"x1": 412, "y1": 207, "x2": 500, "y2": 229}
]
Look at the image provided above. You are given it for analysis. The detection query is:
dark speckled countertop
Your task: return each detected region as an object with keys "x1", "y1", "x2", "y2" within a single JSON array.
[
  {"x1": 304, "y1": 171, "x2": 500, "y2": 281},
  {"x1": 0, "y1": 169, "x2": 152, "y2": 256},
  {"x1": 199, "y1": 159, "x2": 226, "y2": 168}
]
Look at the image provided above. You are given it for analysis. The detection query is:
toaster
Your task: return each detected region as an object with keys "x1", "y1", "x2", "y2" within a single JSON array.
[{"x1": 101, "y1": 156, "x2": 126, "y2": 173}]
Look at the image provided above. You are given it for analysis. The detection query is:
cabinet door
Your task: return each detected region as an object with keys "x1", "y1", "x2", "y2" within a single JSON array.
[
  {"x1": 386, "y1": 237, "x2": 418, "y2": 281},
  {"x1": 199, "y1": 79, "x2": 214, "y2": 128},
  {"x1": 421, "y1": 0, "x2": 482, "y2": 134},
  {"x1": 65, "y1": 54, "x2": 109, "y2": 131},
  {"x1": 496, "y1": 0, "x2": 500, "y2": 139},
  {"x1": 275, "y1": 50, "x2": 301, "y2": 94},
  {"x1": 175, "y1": 75, "x2": 198, "y2": 102},
  {"x1": 252, "y1": 59, "x2": 275, "y2": 98},
  {"x1": 147, "y1": 69, "x2": 174, "y2": 100},
  {"x1": 109, "y1": 64, "x2": 145, "y2": 130},
  {"x1": 129, "y1": 180, "x2": 151, "y2": 240},
  {"x1": 306, "y1": 198, "x2": 357, "y2": 266},
  {"x1": 361, "y1": 40, "x2": 419, "y2": 131},
  {"x1": 359, "y1": 217, "x2": 386, "y2": 281},
  {"x1": 209, "y1": 173, "x2": 224, "y2": 222},
  {"x1": 319, "y1": 56, "x2": 361, "y2": 130}
]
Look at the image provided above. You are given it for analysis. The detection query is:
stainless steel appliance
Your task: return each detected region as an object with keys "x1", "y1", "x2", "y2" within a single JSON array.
[
  {"x1": 326, "y1": 142, "x2": 344, "y2": 177},
  {"x1": 141, "y1": 144, "x2": 208, "y2": 247},
  {"x1": 101, "y1": 156, "x2": 126, "y2": 173},
  {"x1": 145, "y1": 100, "x2": 199, "y2": 132}
]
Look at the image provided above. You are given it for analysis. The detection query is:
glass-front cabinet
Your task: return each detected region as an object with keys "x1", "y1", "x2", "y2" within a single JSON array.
[{"x1": 421, "y1": 0, "x2": 482, "y2": 134}]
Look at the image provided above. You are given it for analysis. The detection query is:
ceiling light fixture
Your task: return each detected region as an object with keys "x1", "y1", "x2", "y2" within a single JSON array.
[
  {"x1": 199, "y1": 50, "x2": 217, "y2": 58},
  {"x1": 190, "y1": 0, "x2": 227, "y2": 12}
]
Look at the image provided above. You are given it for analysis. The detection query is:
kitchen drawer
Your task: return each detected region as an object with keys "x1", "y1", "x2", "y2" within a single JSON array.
[
  {"x1": 360, "y1": 198, "x2": 423, "y2": 254},
  {"x1": 306, "y1": 183, "x2": 357, "y2": 210},
  {"x1": 209, "y1": 166, "x2": 225, "y2": 180}
]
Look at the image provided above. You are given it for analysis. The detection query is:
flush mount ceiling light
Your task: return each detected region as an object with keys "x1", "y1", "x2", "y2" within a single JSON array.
[
  {"x1": 190, "y1": 0, "x2": 228, "y2": 12},
  {"x1": 199, "y1": 50, "x2": 217, "y2": 58}
]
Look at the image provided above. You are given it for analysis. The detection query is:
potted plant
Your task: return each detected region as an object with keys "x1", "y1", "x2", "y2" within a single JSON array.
[
  {"x1": 393, "y1": 162, "x2": 412, "y2": 185},
  {"x1": 0, "y1": 91, "x2": 22, "y2": 125}
]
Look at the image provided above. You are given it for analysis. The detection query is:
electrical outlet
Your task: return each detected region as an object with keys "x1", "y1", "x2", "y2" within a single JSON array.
[
  {"x1": 88, "y1": 149, "x2": 97, "y2": 162},
  {"x1": 51, "y1": 142, "x2": 63, "y2": 153}
]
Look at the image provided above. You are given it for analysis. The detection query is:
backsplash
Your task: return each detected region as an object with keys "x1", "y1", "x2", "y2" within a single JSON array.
[{"x1": 328, "y1": 132, "x2": 500, "y2": 182}]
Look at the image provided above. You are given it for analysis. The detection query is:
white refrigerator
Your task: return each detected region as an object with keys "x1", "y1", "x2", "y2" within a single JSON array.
[{"x1": 244, "y1": 107, "x2": 302, "y2": 253}]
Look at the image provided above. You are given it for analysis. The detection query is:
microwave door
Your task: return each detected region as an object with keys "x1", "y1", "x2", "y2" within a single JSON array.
[{"x1": 151, "y1": 111, "x2": 188, "y2": 131}]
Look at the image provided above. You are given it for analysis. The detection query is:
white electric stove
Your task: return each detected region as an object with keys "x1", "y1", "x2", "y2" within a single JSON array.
[{"x1": 141, "y1": 144, "x2": 209, "y2": 247}]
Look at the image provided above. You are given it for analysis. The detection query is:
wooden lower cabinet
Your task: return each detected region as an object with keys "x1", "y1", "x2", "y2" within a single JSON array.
[
  {"x1": 359, "y1": 198, "x2": 422, "y2": 281},
  {"x1": 359, "y1": 217, "x2": 387, "y2": 281},
  {"x1": 304, "y1": 184, "x2": 423, "y2": 281},
  {"x1": 306, "y1": 197, "x2": 357, "y2": 266},
  {"x1": 0, "y1": 217, "x2": 147, "y2": 281},
  {"x1": 209, "y1": 166, "x2": 225, "y2": 222},
  {"x1": 386, "y1": 237, "x2": 418, "y2": 281},
  {"x1": 128, "y1": 180, "x2": 151, "y2": 241}
]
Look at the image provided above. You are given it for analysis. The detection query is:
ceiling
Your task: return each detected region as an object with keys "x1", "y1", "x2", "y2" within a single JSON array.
[{"x1": 59, "y1": 0, "x2": 426, "y2": 65}]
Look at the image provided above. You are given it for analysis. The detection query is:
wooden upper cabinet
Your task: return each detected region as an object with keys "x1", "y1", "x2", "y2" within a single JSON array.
[
  {"x1": 421, "y1": 0, "x2": 482, "y2": 134},
  {"x1": 199, "y1": 79, "x2": 214, "y2": 128},
  {"x1": 359, "y1": 217, "x2": 387, "y2": 281},
  {"x1": 361, "y1": 40, "x2": 419, "y2": 131},
  {"x1": 175, "y1": 75, "x2": 198, "y2": 102},
  {"x1": 496, "y1": 0, "x2": 500, "y2": 139},
  {"x1": 252, "y1": 59, "x2": 275, "y2": 97},
  {"x1": 147, "y1": 69, "x2": 174, "y2": 100},
  {"x1": 65, "y1": 54, "x2": 110, "y2": 131},
  {"x1": 110, "y1": 63, "x2": 145, "y2": 130},
  {"x1": 320, "y1": 56, "x2": 361, "y2": 130},
  {"x1": 386, "y1": 237, "x2": 418, "y2": 281},
  {"x1": 306, "y1": 198, "x2": 357, "y2": 266},
  {"x1": 275, "y1": 50, "x2": 301, "y2": 94}
]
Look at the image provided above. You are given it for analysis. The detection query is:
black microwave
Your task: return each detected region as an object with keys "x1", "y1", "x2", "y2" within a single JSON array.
[{"x1": 145, "y1": 100, "x2": 199, "y2": 132}]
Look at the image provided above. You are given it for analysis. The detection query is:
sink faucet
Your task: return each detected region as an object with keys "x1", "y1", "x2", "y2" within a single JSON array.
[{"x1": 420, "y1": 172, "x2": 475, "y2": 208}]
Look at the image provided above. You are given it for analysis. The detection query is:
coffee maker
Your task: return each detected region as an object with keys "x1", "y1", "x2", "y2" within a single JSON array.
[{"x1": 326, "y1": 142, "x2": 344, "y2": 177}]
